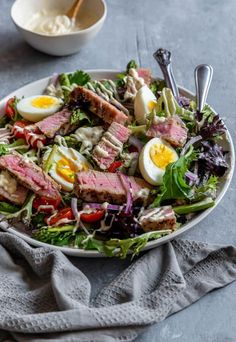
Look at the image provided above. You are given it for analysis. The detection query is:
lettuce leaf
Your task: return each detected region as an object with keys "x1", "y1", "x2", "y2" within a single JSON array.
[
  {"x1": 0, "y1": 202, "x2": 19, "y2": 214},
  {"x1": 60, "y1": 70, "x2": 91, "y2": 87},
  {"x1": 3, "y1": 194, "x2": 35, "y2": 224},
  {"x1": 0, "y1": 139, "x2": 28, "y2": 157},
  {"x1": 59, "y1": 70, "x2": 91, "y2": 100},
  {"x1": 70, "y1": 109, "x2": 90, "y2": 125},
  {"x1": 126, "y1": 60, "x2": 138, "y2": 72},
  {"x1": 151, "y1": 146, "x2": 196, "y2": 207},
  {"x1": 33, "y1": 226, "x2": 171, "y2": 259},
  {"x1": 193, "y1": 175, "x2": 218, "y2": 201},
  {"x1": 198, "y1": 141, "x2": 228, "y2": 177}
]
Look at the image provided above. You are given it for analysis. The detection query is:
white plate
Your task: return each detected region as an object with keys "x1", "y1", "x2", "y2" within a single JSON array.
[{"x1": 0, "y1": 70, "x2": 234, "y2": 257}]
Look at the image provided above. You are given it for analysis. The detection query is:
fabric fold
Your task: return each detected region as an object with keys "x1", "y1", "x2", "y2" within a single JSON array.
[{"x1": 0, "y1": 232, "x2": 235, "y2": 342}]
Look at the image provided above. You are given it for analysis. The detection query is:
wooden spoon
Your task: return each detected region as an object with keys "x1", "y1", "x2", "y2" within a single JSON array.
[{"x1": 66, "y1": 0, "x2": 85, "y2": 21}]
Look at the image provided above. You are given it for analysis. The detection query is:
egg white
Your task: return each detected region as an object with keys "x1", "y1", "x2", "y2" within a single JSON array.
[
  {"x1": 134, "y1": 85, "x2": 157, "y2": 124},
  {"x1": 139, "y1": 137, "x2": 178, "y2": 185},
  {"x1": 17, "y1": 95, "x2": 63, "y2": 122},
  {"x1": 46, "y1": 146, "x2": 92, "y2": 191}
]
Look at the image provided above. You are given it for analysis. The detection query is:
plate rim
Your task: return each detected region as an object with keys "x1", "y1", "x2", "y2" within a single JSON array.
[{"x1": 0, "y1": 69, "x2": 234, "y2": 257}]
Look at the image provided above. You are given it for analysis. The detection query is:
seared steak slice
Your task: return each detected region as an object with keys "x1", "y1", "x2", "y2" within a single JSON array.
[
  {"x1": 0, "y1": 153, "x2": 61, "y2": 200},
  {"x1": 75, "y1": 170, "x2": 150, "y2": 204},
  {"x1": 0, "y1": 171, "x2": 28, "y2": 205},
  {"x1": 93, "y1": 122, "x2": 131, "y2": 170},
  {"x1": 139, "y1": 206, "x2": 176, "y2": 232},
  {"x1": 70, "y1": 86, "x2": 128, "y2": 125},
  {"x1": 147, "y1": 115, "x2": 188, "y2": 148},
  {"x1": 36, "y1": 109, "x2": 71, "y2": 138}
]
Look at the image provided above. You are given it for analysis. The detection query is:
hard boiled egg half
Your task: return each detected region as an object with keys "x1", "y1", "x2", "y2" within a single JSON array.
[
  {"x1": 139, "y1": 137, "x2": 178, "y2": 185},
  {"x1": 44, "y1": 146, "x2": 92, "y2": 191},
  {"x1": 17, "y1": 95, "x2": 63, "y2": 122},
  {"x1": 134, "y1": 85, "x2": 157, "y2": 124}
]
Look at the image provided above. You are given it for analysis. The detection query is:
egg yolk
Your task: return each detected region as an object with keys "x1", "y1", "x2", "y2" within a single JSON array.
[
  {"x1": 56, "y1": 158, "x2": 89, "y2": 183},
  {"x1": 31, "y1": 96, "x2": 57, "y2": 109},
  {"x1": 148, "y1": 100, "x2": 157, "y2": 111},
  {"x1": 150, "y1": 143, "x2": 176, "y2": 169}
]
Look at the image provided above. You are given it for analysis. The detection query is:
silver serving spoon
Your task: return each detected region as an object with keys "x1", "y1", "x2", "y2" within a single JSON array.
[
  {"x1": 194, "y1": 64, "x2": 213, "y2": 112},
  {"x1": 153, "y1": 48, "x2": 179, "y2": 99}
]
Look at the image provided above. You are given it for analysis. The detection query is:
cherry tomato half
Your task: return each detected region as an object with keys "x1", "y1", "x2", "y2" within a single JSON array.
[
  {"x1": 12, "y1": 121, "x2": 29, "y2": 140},
  {"x1": 33, "y1": 196, "x2": 61, "y2": 213},
  {"x1": 45, "y1": 207, "x2": 74, "y2": 226},
  {"x1": 80, "y1": 210, "x2": 105, "y2": 223},
  {"x1": 108, "y1": 161, "x2": 123, "y2": 173},
  {"x1": 5, "y1": 97, "x2": 16, "y2": 119}
]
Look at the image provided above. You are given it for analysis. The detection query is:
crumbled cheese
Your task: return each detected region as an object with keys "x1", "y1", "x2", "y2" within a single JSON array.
[{"x1": 72, "y1": 126, "x2": 104, "y2": 154}]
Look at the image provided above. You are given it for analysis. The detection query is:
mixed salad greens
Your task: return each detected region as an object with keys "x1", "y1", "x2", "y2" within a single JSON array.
[{"x1": 0, "y1": 60, "x2": 230, "y2": 258}]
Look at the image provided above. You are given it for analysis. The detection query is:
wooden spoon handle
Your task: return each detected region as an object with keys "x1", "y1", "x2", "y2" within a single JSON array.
[{"x1": 66, "y1": 0, "x2": 84, "y2": 20}]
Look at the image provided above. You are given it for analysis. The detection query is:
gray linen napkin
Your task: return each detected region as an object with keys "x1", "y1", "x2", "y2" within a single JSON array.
[{"x1": 0, "y1": 232, "x2": 236, "y2": 342}]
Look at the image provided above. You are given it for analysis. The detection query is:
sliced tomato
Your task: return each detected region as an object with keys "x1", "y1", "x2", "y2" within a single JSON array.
[
  {"x1": 24, "y1": 126, "x2": 47, "y2": 149},
  {"x1": 80, "y1": 210, "x2": 105, "y2": 223},
  {"x1": 12, "y1": 121, "x2": 29, "y2": 139},
  {"x1": 5, "y1": 98, "x2": 16, "y2": 119},
  {"x1": 108, "y1": 161, "x2": 123, "y2": 173},
  {"x1": 45, "y1": 207, "x2": 74, "y2": 226},
  {"x1": 33, "y1": 196, "x2": 61, "y2": 213}
]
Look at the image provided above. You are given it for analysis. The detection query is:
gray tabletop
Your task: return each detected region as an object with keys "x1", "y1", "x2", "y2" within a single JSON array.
[{"x1": 1, "y1": 0, "x2": 236, "y2": 341}]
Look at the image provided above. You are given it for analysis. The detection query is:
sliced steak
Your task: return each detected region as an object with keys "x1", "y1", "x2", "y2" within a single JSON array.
[
  {"x1": 139, "y1": 206, "x2": 176, "y2": 232},
  {"x1": 75, "y1": 170, "x2": 150, "y2": 204},
  {"x1": 0, "y1": 171, "x2": 28, "y2": 205},
  {"x1": 146, "y1": 115, "x2": 188, "y2": 147},
  {"x1": 0, "y1": 153, "x2": 61, "y2": 200},
  {"x1": 36, "y1": 109, "x2": 71, "y2": 138},
  {"x1": 93, "y1": 122, "x2": 131, "y2": 170},
  {"x1": 70, "y1": 86, "x2": 128, "y2": 125}
]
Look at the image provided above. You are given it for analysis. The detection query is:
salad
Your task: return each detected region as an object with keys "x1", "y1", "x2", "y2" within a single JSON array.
[{"x1": 0, "y1": 60, "x2": 229, "y2": 258}]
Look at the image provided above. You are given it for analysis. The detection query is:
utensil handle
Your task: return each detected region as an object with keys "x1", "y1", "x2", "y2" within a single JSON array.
[
  {"x1": 153, "y1": 48, "x2": 179, "y2": 99},
  {"x1": 194, "y1": 64, "x2": 213, "y2": 113}
]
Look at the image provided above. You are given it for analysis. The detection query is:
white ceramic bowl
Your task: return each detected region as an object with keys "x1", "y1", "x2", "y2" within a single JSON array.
[
  {"x1": 0, "y1": 70, "x2": 234, "y2": 257},
  {"x1": 11, "y1": 0, "x2": 107, "y2": 56}
]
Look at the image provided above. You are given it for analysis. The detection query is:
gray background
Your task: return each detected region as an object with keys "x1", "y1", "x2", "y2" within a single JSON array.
[{"x1": 0, "y1": 0, "x2": 236, "y2": 341}]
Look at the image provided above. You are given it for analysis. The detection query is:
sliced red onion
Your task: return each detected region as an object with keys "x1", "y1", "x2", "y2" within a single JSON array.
[
  {"x1": 128, "y1": 136, "x2": 144, "y2": 153},
  {"x1": 71, "y1": 198, "x2": 79, "y2": 219},
  {"x1": 185, "y1": 171, "x2": 199, "y2": 185},
  {"x1": 181, "y1": 135, "x2": 202, "y2": 156},
  {"x1": 83, "y1": 203, "x2": 122, "y2": 211},
  {"x1": 118, "y1": 172, "x2": 133, "y2": 214}
]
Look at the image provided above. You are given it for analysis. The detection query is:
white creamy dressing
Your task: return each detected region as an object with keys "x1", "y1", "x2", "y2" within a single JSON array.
[
  {"x1": 93, "y1": 131, "x2": 123, "y2": 163},
  {"x1": 139, "y1": 206, "x2": 173, "y2": 223},
  {"x1": 72, "y1": 126, "x2": 104, "y2": 154},
  {"x1": 103, "y1": 132, "x2": 123, "y2": 149},
  {"x1": 124, "y1": 68, "x2": 145, "y2": 101},
  {"x1": 54, "y1": 135, "x2": 67, "y2": 147},
  {"x1": 99, "y1": 213, "x2": 115, "y2": 232},
  {"x1": 37, "y1": 205, "x2": 55, "y2": 214},
  {"x1": 136, "y1": 188, "x2": 150, "y2": 201},
  {"x1": 0, "y1": 171, "x2": 17, "y2": 194},
  {"x1": 93, "y1": 145, "x2": 109, "y2": 158},
  {"x1": 26, "y1": 9, "x2": 97, "y2": 36},
  {"x1": 152, "y1": 115, "x2": 166, "y2": 125}
]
